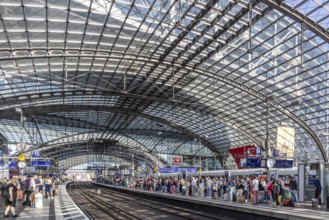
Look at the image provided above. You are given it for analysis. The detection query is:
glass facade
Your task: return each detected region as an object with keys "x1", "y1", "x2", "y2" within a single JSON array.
[{"x1": 0, "y1": 0, "x2": 327, "y2": 168}]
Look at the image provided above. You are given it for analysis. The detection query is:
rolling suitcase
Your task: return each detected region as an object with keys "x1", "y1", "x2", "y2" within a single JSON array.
[
  {"x1": 223, "y1": 193, "x2": 228, "y2": 201},
  {"x1": 283, "y1": 199, "x2": 290, "y2": 207},
  {"x1": 232, "y1": 193, "x2": 236, "y2": 202}
]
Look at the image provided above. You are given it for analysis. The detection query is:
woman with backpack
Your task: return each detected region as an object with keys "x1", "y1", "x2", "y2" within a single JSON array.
[
  {"x1": 273, "y1": 179, "x2": 284, "y2": 207},
  {"x1": 266, "y1": 179, "x2": 274, "y2": 204},
  {"x1": 3, "y1": 178, "x2": 19, "y2": 218}
]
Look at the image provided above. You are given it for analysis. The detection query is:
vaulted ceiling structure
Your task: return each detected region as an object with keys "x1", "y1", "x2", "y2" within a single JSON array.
[{"x1": 0, "y1": 0, "x2": 328, "y2": 168}]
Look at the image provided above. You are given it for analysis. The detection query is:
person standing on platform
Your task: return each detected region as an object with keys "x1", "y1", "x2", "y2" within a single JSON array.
[
  {"x1": 190, "y1": 177, "x2": 196, "y2": 196},
  {"x1": 313, "y1": 176, "x2": 322, "y2": 208},
  {"x1": 242, "y1": 179, "x2": 249, "y2": 203},
  {"x1": 30, "y1": 175, "x2": 38, "y2": 208},
  {"x1": 251, "y1": 176, "x2": 259, "y2": 205},
  {"x1": 38, "y1": 175, "x2": 44, "y2": 195},
  {"x1": 17, "y1": 178, "x2": 23, "y2": 201},
  {"x1": 3, "y1": 178, "x2": 19, "y2": 218},
  {"x1": 288, "y1": 176, "x2": 299, "y2": 207},
  {"x1": 45, "y1": 176, "x2": 52, "y2": 199},
  {"x1": 199, "y1": 179, "x2": 205, "y2": 197},
  {"x1": 55, "y1": 177, "x2": 61, "y2": 195},
  {"x1": 206, "y1": 177, "x2": 212, "y2": 199}
]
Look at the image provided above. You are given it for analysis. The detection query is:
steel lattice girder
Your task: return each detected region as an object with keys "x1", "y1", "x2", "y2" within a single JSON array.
[{"x1": 0, "y1": 52, "x2": 326, "y2": 161}]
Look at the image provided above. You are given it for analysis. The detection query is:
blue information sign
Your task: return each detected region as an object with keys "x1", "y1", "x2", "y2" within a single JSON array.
[
  {"x1": 246, "y1": 158, "x2": 267, "y2": 168},
  {"x1": 159, "y1": 167, "x2": 197, "y2": 173},
  {"x1": 273, "y1": 149, "x2": 280, "y2": 157},
  {"x1": 31, "y1": 160, "x2": 52, "y2": 167},
  {"x1": 8, "y1": 161, "x2": 16, "y2": 169},
  {"x1": 32, "y1": 151, "x2": 40, "y2": 158},
  {"x1": 0, "y1": 150, "x2": 2, "y2": 156},
  {"x1": 274, "y1": 160, "x2": 293, "y2": 168},
  {"x1": 255, "y1": 148, "x2": 261, "y2": 156}
]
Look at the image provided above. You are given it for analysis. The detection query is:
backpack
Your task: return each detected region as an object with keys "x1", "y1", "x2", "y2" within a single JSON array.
[
  {"x1": 259, "y1": 182, "x2": 265, "y2": 191},
  {"x1": 267, "y1": 182, "x2": 273, "y2": 191},
  {"x1": 1, "y1": 184, "x2": 8, "y2": 197},
  {"x1": 278, "y1": 182, "x2": 284, "y2": 195},
  {"x1": 25, "y1": 179, "x2": 31, "y2": 190}
]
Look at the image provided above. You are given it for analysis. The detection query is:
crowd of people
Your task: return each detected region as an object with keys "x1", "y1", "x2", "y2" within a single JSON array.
[
  {"x1": 0, "y1": 175, "x2": 64, "y2": 218},
  {"x1": 105, "y1": 175, "x2": 322, "y2": 209}
]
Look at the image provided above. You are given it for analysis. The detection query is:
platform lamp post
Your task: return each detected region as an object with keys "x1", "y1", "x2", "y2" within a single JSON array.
[
  {"x1": 199, "y1": 137, "x2": 202, "y2": 180},
  {"x1": 16, "y1": 108, "x2": 27, "y2": 174},
  {"x1": 264, "y1": 99, "x2": 271, "y2": 181},
  {"x1": 1, "y1": 144, "x2": 4, "y2": 178}
]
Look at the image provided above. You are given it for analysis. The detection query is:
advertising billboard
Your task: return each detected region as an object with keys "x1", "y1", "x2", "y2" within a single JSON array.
[{"x1": 276, "y1": 126, "x2": 295, "y2": 158}]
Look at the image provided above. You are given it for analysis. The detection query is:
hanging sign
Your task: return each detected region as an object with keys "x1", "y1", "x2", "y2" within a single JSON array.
[
  {"x1": 246, "y1": 158, "x2": 267, "y2": 168},
  {"x1": 273, "y1": 149, "x2": 280, "y2": 157},
  {"x1": 274, "y1": 160, "x2": 293, "y2": 168},
  {"x1": 18, "y1": 153, "x2": 25, "y2": 161},
  {"x1": 32, "y1": 151, "x2": 40, "y2": 158},
  {"x1": 31, "y1": 160, "x2": 52, "y2": 167},
  {"x1": 172, "y1": 157, "x2": 182, "y2": 164},
  {"x1": 0, "y1": 150, "x2": 2, "y2": 156},
  {"x1": 255, "y1": 148, "x2": 262, "y2": 156}
]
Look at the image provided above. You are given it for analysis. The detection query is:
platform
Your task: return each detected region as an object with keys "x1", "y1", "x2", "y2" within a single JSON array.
[
  {"x1": 94, "y1": 182, "x2": 328, "y2": 220},
  {"x1": 0, "y1": 183, "x2": 88, "y2": 220}
]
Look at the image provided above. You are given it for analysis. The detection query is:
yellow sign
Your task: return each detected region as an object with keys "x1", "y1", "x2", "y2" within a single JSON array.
[
  {"x1": 153, "y1": 167, "x2": 158, "y2": 173},
  {"x1": 198, "y1": 168, "x2": 202, "y2": 172},
  {"x1": 18, "y1": 153, "x2": 25, "y2": 161}
]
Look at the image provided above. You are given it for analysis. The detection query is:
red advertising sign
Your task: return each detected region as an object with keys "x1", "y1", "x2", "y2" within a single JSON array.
[
  {"x1": 173, "y1": 157, "x2": 182, "y2": 164},
  {"x1": 228, "y1": 145, "x2": 258, "y2": 169}
]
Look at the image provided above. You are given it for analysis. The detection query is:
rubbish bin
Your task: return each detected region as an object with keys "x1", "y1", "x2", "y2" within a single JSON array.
[{"x1": 35, "y1": 193, "x2": 43, "y2": 208}]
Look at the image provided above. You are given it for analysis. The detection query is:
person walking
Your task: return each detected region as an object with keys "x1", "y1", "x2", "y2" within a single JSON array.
[
  {"x1": 16, "y1": 178, "x2": 23, "y2": 201},
  {"x1": 30, "y1": 175, "x2": 38, "y2": 208},
  {"x1": 45, "y1": 176, "x2": 52, "y2": 199},
  {"x1": 3, "y1": 178, "x2": 19, "y2": 218},
  {"x1": 251, "y1": 176, "x2": 259, "y2": 205},
  {"x1": 313, "y1": 175, "x2": 322, "y2": 208},
  {"x1": 288, "y1": 176, "x2": 299, "y2": 207}
]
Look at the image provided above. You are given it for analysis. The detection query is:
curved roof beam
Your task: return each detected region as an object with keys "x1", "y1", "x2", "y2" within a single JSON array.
[
  {"x1": 51, "y1": 149, "x2": 156, "y2": 168},
  {"x1": 36, "y1": 131, "x2": 168, "y2": 166},
  {"x1": 37, "y1": 130, "x2": 150, "y2": 153},
  {"x1": 14, "y1": 105, "x2": 222, "y2": 161},
  {"x1": 0, "y1": 90, "x2": 262, "y2": 150},
  {"x1": 58, "y1": 154, "x2": 141, "y2": 172},
  {"x1": 44, "y1": 142, "x2": 164, "y2": 168},
  {"x1": 259, "y1": 0, "x2": 329, "y2": 44},
  {"x1": 32, "y1": 113, "x2": 188, "y2": 140},
  {"x1": 0, "y1": 54, "x2": 326, "y2": 160}
]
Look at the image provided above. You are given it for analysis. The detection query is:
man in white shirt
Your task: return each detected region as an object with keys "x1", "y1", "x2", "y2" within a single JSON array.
[
  {"x1": 191, "y1": 177, "x2": 197, "y2": 196},
  {"x1": 251, "y1": 176, "x2": 259, "y2": 205}
]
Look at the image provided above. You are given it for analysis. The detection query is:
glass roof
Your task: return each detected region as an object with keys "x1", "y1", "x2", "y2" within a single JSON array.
[{"x1": 0, "y1": 0, "x2": 328, "y2": 166}]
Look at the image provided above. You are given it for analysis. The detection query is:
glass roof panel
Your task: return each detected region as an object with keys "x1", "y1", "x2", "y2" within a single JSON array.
[{"x1": 0, "y1": 0, "x2": 327, "y2": 166}]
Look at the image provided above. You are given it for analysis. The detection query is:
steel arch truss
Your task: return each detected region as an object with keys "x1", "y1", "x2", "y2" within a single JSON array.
[{"x1": 0, "y1": 0, "x2": 327, "y2": 164}]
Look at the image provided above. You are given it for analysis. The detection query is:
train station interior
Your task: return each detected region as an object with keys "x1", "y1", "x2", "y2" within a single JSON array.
[{"x1": 0, "y1": 0, "x2": 328, "y2": 219}]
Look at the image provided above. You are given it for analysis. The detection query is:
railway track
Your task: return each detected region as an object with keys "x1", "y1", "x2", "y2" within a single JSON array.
[
  {"x1": 68, "y1": 182, "x2": 144, "y2": 220},
  {"x1": 68, "y1": 182, "x2": 232, "y2": 220}
]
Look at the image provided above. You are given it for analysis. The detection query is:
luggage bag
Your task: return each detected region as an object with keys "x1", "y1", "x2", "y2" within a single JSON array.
[{"x1": 312, "y1": 199, "x2": 318, "y2": 208}]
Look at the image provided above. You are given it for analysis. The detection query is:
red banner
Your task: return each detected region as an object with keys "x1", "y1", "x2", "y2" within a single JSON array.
[
  {"x1": 172, "y1": 157, "x2": 182, "y2": 164},
  {"x1": 228, "y1": 145, "x2": 258, "y2": 169}
]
